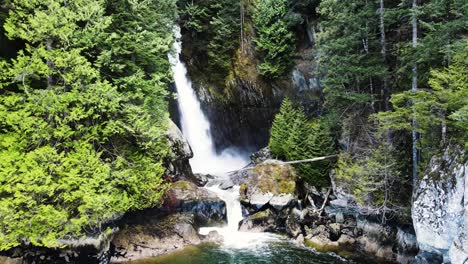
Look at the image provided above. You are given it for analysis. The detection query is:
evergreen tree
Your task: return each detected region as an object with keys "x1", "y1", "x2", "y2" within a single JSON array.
[
  {"x1": 378, "y1": 40, "x2": 468, "y2": 155},
  {"x1": 180, "y1": 0, "x2": 240, "y2": 84},
  {"x1": 269, "y1": 98, "x2": 335, "y2": 187},
  {"x1": 317, "y1": 0, "x2": 387, "y2": 113},
  {"x1": 253, "y1": 0, "x2": 297, "y2": 79}
]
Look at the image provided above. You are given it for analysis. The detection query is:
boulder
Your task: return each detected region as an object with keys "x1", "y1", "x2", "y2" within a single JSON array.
[
  {"x1": 166, "y1": 120, "x2": 193, "y2": 180},
  {"x1": 296, "y1": 234, "x2": 305, "y2": 244},
  {"x1": 192, "y1": 173, "x2": 213, "y2": 187},
  {"x1": 249, "y1": 190, "x2": 274, "y2": 209},
  {"x1": 285, "y1": 214, "x2": 301, "y2": 238},
  {"x1": 239, "y1": 209, "x2": 276, "y2": 232},
  {"x1": 270, "y1": 194, "x2": 294, "y2": 211},
  {"x1": 164, "y1": 181, "x2": 226, "y2": 224},
  {"x1": 167, "y1": 120, "x2": 192, "y2": 159},
  {"x1": 203, "y1": 231, "x2": 223, "y2": 244},
  {"x1": 206, "y1": 177, "x2": 235, "y2": 190},
  {"x1": 240, "y1": 160, "x2": 297, "y2": 212}
]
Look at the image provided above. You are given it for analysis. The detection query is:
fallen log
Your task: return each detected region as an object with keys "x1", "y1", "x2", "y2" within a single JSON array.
[{"x1": 228, "y1": 154, "x2": 338, "y2": 173}]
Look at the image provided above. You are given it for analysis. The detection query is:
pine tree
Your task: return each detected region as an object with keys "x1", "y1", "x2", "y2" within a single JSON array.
[
  {"x1": 253, "y1": 0, "x2": 296, "y2": 79},
  {"x1": 269, "y1": 98, "x2": 335, "y2": 187}
]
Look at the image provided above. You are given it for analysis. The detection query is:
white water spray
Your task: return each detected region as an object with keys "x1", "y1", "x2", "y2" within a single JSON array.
[{"x1": 170, "y1": 26, "x2": 277, "y2": 249}]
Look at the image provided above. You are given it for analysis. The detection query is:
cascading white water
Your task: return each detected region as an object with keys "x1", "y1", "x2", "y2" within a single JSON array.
[
  {"x1": 169, "y1": 27, "x2": 248, "y2": 176},
  {"x1": 169, "y1": 27, "x2": 278, "y2": 249}
]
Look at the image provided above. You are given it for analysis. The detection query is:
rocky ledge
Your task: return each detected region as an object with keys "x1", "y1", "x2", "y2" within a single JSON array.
[
  {"x1": 232, "y1": 148, "x2": 419, "y2": 263},
  {"x1": 111, "y1": 181, "x2": 226, "y2": 262},
  {"x1": 0, "y1": 180, "x2": 226, "y2": 264}
]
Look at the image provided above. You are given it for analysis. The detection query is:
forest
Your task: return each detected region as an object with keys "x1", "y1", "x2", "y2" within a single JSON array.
[{"x1": 0, "y1": 0, "x2": 466, "y2": 263}]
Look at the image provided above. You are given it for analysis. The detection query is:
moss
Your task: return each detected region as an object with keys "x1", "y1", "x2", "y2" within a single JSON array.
[
  {"x1": 277, "y1": 179, "x2": 296, "y2": 194},
  {"x1": 172, "y1": 181, "x2": 192, "y2": 191},
  {"x1": 304, "y1": 239, "x2": 353, "y2": 258},
  {"x1": 250, "y1": 210, "x2": 271, "y2": 220},
  {"x1": 252, "y1": 163, "x2": 297, "y2": 194},
  {"x1": 239, "y1": 183, "x2": 247, "y2": 194}
]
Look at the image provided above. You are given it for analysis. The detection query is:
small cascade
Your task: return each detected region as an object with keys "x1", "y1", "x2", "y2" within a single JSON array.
[
  {"x1": 170, "y1": 26, "x2": 277, "y2": 248},
  {"x1": 199, "y1": 185, "x2": 279, "y2": 249}
]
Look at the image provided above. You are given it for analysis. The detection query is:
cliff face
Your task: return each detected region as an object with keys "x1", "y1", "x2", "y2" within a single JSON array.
[
  {"x1": 412, "y1": 147, "x2": 467, "y2": 263},
  {"x1": 177, "y1": 17, "x2": 322, "y2": 152}
]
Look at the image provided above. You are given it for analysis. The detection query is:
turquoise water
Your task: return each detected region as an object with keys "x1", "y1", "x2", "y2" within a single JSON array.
[{"x1": 125, "y1": 240, "x2": 350, "y2": 264}]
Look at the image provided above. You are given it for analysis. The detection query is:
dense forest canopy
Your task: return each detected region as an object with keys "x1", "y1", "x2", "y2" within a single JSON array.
[
  {"x1": 0, "y1": 0, "x2": 176, "y2": 250},
  {"x1": 0, "y1": 0, "x2": 466, "y2": 252}
]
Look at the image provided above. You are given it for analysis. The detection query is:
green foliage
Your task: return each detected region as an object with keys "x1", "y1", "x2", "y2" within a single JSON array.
[
  {"x1": 378, "y1": 40, "x2": 468, "y2": 155},
  {"x1": 269, "y1": 98, "x2": 335, "y2": 187},
  {"x1": 335, "y1": 142, "x2": 404, "y2": 214},
  {"x1": 0, "y1": 0, "x2": 175, "y2": 250},
  {"x1": 317, "y1": 0, "x2": 386, "y2": 112},
  {"x1": 180, "y1": 0, "x2": 240, "y2": 84},
  {"x1": 252, "y1": 0, "x2": 297, "y2": 79}
]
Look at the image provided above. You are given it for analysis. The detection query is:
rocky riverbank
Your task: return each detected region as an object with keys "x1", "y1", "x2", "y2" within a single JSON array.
[
  {"x1": 226, "y1": 148, "x2": 419, "y2": 263},
  {"x1": 1, "y1": 146, "x2": 465, "y2": 264}
]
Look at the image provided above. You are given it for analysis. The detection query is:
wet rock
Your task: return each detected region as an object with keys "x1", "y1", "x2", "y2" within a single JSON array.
[
  {"x1": 413, "y1": 251, "x2": 444, "y2": 264},
  {"x1": 206, "y1": 177, "x2": 234, "y2": 190},
  {"x1": 296, "y1": 234, "x2": 305, "y2": 244},
  {"x1": 203, "y1": 231, "x2": 223, "y2": 244},
  {"x1": 270, "y1": 194, "x2": 294, "y2": 211},
  {"x1": 164, "y1": 181, "x2": 226, "y2": 224},
  {"x1": 329, "y1": 223, "x2": 341, "y2": 240},
  {"x1": 396, "y1": 227, "x2": 418, "y2": 254},
  {"x1": 357, "y1": 236, "x2": 394, "y2": 261},
  {"x1": 192, "y1": 173, "x2": 213, "y2": 187},
  {"x1": 239, "y1": 209, "x2": 276, "y2": 232},
  {"x1": 249, "y1": 190, "x2": 274, "y2": 209},
  {"x1": 292, "y1": 69, "x2": 309, "y2": 92},
  {"x1": 337, "y1": 234, "x2": 355, "y2": 246},
  {"x1": 285, "y1": 214, "x2": 301, "y2": 238},
  {"x1": 250, "y1": 147, "x2": 272, "y2": 165},
  {"x1": 305, "y1": 225, "x2": 328, "y2": 239}
]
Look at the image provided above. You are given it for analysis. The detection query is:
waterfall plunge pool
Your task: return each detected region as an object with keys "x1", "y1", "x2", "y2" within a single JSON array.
[{"x1": 122, "y1": 239, "x2": 349, "y2": 264}]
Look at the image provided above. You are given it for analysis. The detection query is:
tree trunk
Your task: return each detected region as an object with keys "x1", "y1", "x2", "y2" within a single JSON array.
[
  {"x1": 240, "y1": 1, "x2": 244, "y2": 53},
  {"x1": 441, "y1": 116, "x2": 447, "y2": 146},
  {"x1": 379, "y1": 0, "x2": 389, "y2": 111},
  {"x1": 411, "y1": 0, "x2": 419, "y2": 189}
]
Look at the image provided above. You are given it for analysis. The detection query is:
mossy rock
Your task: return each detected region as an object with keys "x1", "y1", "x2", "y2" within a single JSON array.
[
  {"x1": 249, "y1": 161, "x2": 297, "y2": 195},
  {"x1": 304, "y1": 239, "x2": 354, "y2": 258}
]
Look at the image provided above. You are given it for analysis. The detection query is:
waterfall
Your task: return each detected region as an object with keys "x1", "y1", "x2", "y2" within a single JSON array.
[
  {"x1": 169, "y1": 27, "x2": 248, "y2": 176},
  {"x1": 170, "y1": 26, "x2": 277, "y2": 249}
]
